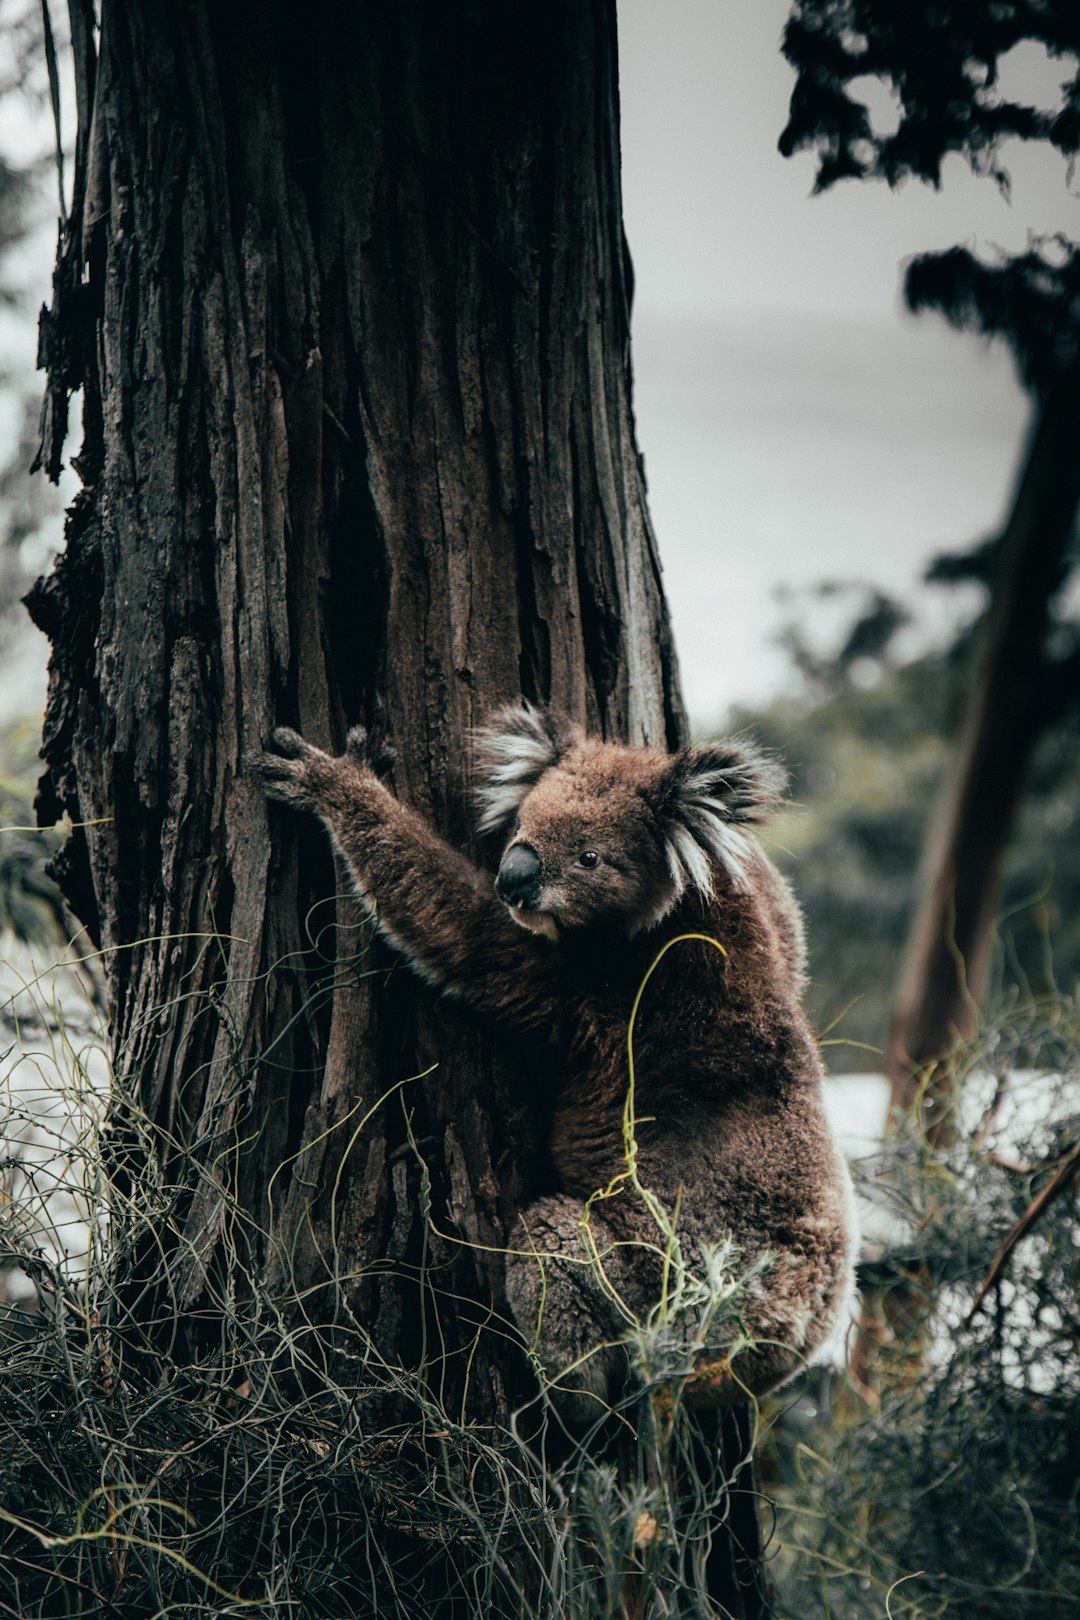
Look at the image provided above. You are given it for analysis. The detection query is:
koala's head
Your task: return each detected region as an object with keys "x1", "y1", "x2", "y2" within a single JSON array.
[{"x1": 473, "y1": 703, "x2": 786, "y2": 940}]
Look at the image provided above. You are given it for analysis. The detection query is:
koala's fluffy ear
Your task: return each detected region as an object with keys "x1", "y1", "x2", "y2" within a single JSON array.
[
  {"x1": 652, "y1": 737, "x2": 787, "y2": 894},
  {"x1": 472, "y1": 702, "x2": 570, "y2": 836}
]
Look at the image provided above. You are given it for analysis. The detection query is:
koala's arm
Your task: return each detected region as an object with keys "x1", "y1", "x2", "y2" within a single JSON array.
[{"x1": 253, "y1": 727, "x2": 558, "y2": 1025}]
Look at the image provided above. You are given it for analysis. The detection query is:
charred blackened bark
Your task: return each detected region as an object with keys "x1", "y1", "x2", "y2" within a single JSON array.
[{"x1": 29, "y1": 1, "x2": 767, "y2": 1612}]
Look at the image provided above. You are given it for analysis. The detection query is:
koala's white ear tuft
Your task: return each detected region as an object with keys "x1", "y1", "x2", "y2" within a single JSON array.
[
  {"x1": 653, "y1": 737, "x2": 787, "y2": 895},
  {"x1": 472, "y1": 702, "x2": 570, "y2": 836}
]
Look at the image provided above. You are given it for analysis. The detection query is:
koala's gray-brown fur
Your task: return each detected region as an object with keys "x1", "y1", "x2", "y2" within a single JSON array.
[{"x1": 255, "y1": 706, "x2": 857, "y2": 1414}]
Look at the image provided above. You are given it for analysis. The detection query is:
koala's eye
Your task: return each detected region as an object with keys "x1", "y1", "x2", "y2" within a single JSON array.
[{"x1": 577, "y1": 850, "x2": 601, "y2": 869}]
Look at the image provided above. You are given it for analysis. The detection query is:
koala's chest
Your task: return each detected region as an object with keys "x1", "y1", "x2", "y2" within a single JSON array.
[
  {"x1": 550, "y1": 989, "x2": 629, "y2": 1087},
  {"x1": 548, "y1": 1089, "x2": 627, "y2": 1197},
  {"x1": 543, "y1": 970, "x2": 734, "y2": 1194},
  {"x1": 552, "y1": 970, "x2": 712, "y2": 1083},
  {"x1": 545, "y1": 995, "x2": 654, "y2": 1194}
]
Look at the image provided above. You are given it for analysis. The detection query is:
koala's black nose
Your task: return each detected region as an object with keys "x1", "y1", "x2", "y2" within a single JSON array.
[{"x1": 495, "y1": 843, "x2": 542, "y2": 908}]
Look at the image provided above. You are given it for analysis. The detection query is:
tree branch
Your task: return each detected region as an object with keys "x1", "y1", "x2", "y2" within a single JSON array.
[{"x1": 966, "y1": 1139, "x2": 1080, "y2": 1322}]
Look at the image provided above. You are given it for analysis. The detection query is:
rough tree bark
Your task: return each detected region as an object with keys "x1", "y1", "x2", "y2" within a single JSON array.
[
  {"x1": 886, "y1": 377, "x2": 1080, "y2": 1140},
  {"x1": 29, "y1": 1, "x2": 768, "y2": 1612}
]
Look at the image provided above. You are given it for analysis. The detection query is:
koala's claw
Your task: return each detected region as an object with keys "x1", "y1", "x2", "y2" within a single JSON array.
[
  {"x1": 346, "y1": 725, "x2": 396, "y2": 777},
  {"x1": 269, "y1": 726, "x2": 308, "y2": 759}
]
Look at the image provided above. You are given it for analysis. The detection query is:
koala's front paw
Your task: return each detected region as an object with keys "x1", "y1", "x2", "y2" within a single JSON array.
[{"x1": 251, "y1": 726, "x2": 338, "y2": 812}]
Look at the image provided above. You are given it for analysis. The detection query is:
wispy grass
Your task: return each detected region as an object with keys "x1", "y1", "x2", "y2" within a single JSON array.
[
  {"x1": 769, "y1": 992, "x2": 1080, "y2": 1619},
  {"x1": 0, "y1": 931, "x2": 770, "y2": 1619}
]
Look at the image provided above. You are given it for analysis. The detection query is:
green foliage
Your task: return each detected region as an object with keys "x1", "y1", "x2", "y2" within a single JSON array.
[
  {"x1": 733, "y1": 652, "x2": 1080, "y2": 1068},
  {"x1": 771, "y1": 997, "x2": 1080, "y2": 1617}
]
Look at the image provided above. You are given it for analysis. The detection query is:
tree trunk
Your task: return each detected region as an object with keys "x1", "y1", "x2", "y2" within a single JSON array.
[
  {"x1": 887, "y1": 378, "x2": 1080, "y2": 1139},
  {"x1": 28, "y1": 1, "x2": 768, "y2": 1611}
]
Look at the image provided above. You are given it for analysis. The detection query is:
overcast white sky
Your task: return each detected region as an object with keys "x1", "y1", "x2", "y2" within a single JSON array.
[{"x1": 618, "y1": 0, "x2": 1080, "y2": 721}]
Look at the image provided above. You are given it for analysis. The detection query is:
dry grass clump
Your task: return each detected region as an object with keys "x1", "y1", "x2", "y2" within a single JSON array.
[
  {"x1": 771, "y1": 993, "x2": 1080, "y2": 1619},
  {"x1": 1, "y1": 946, "x2": 766, "y2": 1618}
]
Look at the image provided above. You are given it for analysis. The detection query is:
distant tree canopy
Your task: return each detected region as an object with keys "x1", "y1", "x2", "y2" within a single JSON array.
[
  {"x1": 778, "y1": 0, "x2": 1080, "y2": 690},
  {"x1": 780, "y1": 0, "x2": 1080, "y2": 390},
  {"x1": 780, "y1": 0, "x2": 1080, "y2": 185}
]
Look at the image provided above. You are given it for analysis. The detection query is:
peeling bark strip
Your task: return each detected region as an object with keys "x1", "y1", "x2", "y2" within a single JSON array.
[{"x1": 29, "y1": 1, "x2": 764, "y2": 1611}]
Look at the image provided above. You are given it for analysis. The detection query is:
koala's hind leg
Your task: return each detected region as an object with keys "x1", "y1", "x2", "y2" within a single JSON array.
[
  {"x1": 504, "y1": 1195, "x2": 648, "y2": 1422},
  {"x1": 506, "y1": 1195, "x2": 832, "y2": 1416}
]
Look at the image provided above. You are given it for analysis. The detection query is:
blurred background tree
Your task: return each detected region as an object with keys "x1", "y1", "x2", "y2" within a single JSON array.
[
  {"x1": 763, "y1": 25, "x2": 1080, "y2": 1609},
  {"x1": 736, "y1": 586, "x2": 1080, "y2": 1075},
  {"x1": 777, "y1": 0, "x2": 1080, "y2": 1122}
]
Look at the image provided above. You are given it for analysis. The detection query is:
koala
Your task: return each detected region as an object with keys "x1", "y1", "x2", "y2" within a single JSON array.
[{"x1": 255, "y1": 705, "x2": 857, "y2": 1414}]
